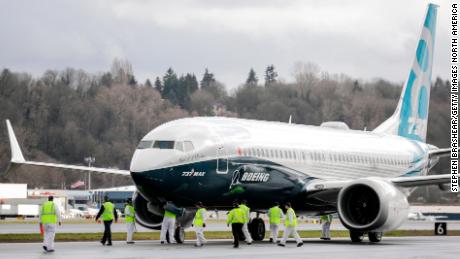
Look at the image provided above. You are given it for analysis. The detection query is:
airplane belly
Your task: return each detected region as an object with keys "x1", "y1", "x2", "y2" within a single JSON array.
[{"x1": 130, "y1": 158, "x2": 308, "y2": 210}]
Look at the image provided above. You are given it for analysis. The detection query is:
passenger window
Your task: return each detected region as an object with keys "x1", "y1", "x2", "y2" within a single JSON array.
[
  {"x1": 153, "y1": 140, "x2": 175, "y2": 149},
  {"x1": 137, "y1": 140, "x2": 153, "y2": 149}
]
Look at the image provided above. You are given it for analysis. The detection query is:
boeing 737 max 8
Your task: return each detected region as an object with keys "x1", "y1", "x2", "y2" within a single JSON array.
[{"x1": 4, "y1": 3, "x2": 451, "y2": 243}]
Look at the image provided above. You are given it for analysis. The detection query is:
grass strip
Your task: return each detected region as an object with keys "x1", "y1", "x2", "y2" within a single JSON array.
[{"x1": 0, "y1": 230, "x2": 459, "y2": 243}]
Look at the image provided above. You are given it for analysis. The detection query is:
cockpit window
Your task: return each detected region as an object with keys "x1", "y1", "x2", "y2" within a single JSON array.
[
  {"x1": 137, "y1": 140, "x2": 153, "y2": 149},
  {"x1": 174, "y1": 141, "x2": 184, "y2": 152},
  {"x1": 184, "y1": 141, "x2": 195, "y2": 152},
  {"x1": 153, "y1": 140, "x2": 175, "y2": 149}
]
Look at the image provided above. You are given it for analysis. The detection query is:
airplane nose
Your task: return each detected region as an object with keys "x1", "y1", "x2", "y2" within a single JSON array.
[{"x1": 130, "y1": 149, "x2": 175, "y2": 172}]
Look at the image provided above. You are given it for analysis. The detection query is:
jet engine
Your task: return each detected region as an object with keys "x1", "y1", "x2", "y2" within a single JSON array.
[
  {"x1": 132, "y1": 192, "x2": 195, "y2": 231},
  {"x1": 337, "y1": 177, "x2": 409, "y2": 232},
  {"x1": 132, "y1": 192, "x2": 164, "y2": 230}
]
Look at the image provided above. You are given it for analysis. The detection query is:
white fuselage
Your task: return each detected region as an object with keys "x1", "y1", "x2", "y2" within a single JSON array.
[{"x1": 130, "y1": 117, "x2": 431, "y2": 181}]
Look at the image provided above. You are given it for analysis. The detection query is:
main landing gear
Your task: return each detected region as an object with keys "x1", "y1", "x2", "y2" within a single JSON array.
[{"x1": 349, "y1": 230, "x2": 383, "y2": 243}]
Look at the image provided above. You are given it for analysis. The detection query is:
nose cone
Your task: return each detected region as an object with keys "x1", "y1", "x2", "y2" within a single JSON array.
[{"x1": 130, "y1": 149, "x2": 178, "y2": 172}]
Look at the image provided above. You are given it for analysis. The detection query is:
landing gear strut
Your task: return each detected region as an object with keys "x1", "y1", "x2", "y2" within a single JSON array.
[{"x1": 249, "y1": 217, "x2": 265, "y2": 241}]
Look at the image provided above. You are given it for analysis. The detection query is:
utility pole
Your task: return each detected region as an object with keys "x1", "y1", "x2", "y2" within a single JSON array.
[{"x1": 84, "y1": 156, "x2": 95, "y2": 190}]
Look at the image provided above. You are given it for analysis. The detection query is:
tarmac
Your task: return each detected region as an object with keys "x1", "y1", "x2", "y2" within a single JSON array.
[
  {"x1": 0, "y1": 236, "x2": 458, "y2": 259},
  {"x1": 2, "y1": 220, "x2": 460, "y2": 234}
]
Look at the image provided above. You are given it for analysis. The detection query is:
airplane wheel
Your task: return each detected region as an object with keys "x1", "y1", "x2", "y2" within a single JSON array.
[
  {"x1": 368, "y1": 232, "x2": 383, "y2": 243},
  {"x1": 350, "y1": 230, "x2": 364, "y2": 242},
  {"x1": 166, "y1": 230, "x2": 171, "y2": 243},
  {"x1": 249, "y1": 218, "x2": 265, "y2": 241},
  {"x1": 174, "y1": 226, "x2": 185, "y2": 244}
]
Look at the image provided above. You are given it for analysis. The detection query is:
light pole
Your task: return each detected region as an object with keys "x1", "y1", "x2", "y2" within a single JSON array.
[{"x1": 84, "y1": 156, "x2": 95, "y2": 190}]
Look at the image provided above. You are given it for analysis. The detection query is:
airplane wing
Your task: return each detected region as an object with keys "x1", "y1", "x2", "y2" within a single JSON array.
[
  {"x1": 306, "y1": 174, "x2": 451, "y2": 192},
  {"x1": 5, "y1": 120, "x2": 130, "y2": 176}
]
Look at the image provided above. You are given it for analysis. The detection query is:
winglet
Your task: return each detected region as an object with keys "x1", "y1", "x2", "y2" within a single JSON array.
[{"x1": 6, "y1": 120, "x2": 26, "y2": 163}]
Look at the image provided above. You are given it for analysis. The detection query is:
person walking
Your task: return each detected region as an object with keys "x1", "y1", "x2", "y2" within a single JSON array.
[
  {"x1": 96, "y1": 196, "x2": 118, "y2": 246},
  {"x1": 239, "y1": 200, "x2": 253, "y2": 244},
  {"x1": 227, "y1": 201, "x2": 245, "y2": 248},
  {"x1": 320, "y1": 214, "x2": 333, "y2": 240},
  {"x1": 39, "y1": 196, "x2": 61, "y2": 253},
  {"x1": 124, "y1": 198, "x2": 136, "y2": 244},
  {"x1": 192, "y1": 201, "x2": 207, "y2": 247},
  {"x1": 278, "y1": 202, "x2": 303, "y2": 247},
  {"x1": 160, "y1": 201, "x2": 178, "y2": 244},
  {"x1": 268, "y1": 202, "x2": 284, "y2": 243}
]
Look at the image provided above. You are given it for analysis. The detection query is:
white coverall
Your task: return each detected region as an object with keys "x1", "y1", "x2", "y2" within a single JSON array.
[
  {"x1": 268, "y1": 209, "x2": 284, "y2": 243},
  {"x1": 124, "y1": 206, "x2": 136, "y2": 242},
  {"x1": 280, "y1": 209, "x2": 302, "y2": 245},
  {"x1": 321, "y1": 215, "x2": 332, "y2": 239},
  {"x1": 39, "y1": 204, "x2": 61, "y2": 251},
  {"x1": 241, "y1": 207, "x2": 253, "y2": 243},
  {"x1": 160, "y1": 216, "x2": 176, "y2": 243},
  {"x1": 194, "y1": 209, "x2": 207, "y2": 246}
]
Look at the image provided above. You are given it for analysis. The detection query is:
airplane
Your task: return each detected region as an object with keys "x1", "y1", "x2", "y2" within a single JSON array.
[{"x1": 4, "y1": 3, "x2": 451, "y2": 243}]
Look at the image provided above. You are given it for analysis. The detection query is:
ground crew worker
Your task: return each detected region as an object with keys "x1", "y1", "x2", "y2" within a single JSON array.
[
  {"x1": 239, "y1": 200, "x2": 253, "y2": 244},
  {"x1": 227, "y1": 201, "x2": 245, "y2": 248},
  {"x1": 96, "y1": 196, "x2": 118, "y2": 246},
  {"x1": 160, "y1": 201, "x2": 177, "y2": 244},
  {"x1": 124, "y1": 198, "x2": 136, "y2": 244},
  {"x1": 39, "y1": 196, "x2": 61, "y2": 253},
  {"x1": 192, "y1": 201, "x2": 207, "y2": 247},
  {"x1": 268, "y1": 202, "x2": 284, "y2": 243},
  {"x1": 320, "y1": 214, "x2": 333, "y2": 240},
  {"x1": 278, "y1": 202, "x2": 303, "y2": 247}
]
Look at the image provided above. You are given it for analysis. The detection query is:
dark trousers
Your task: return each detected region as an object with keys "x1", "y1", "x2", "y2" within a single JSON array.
[
  {"x1": 102, "y1": 220, "x2": 113, "y2": 244},
  {"x1": 231, "y1": 223, "x2": 243, "y2": 247}
]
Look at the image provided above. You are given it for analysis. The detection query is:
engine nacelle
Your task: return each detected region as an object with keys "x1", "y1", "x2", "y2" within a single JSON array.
[
  {"x1": 132, "y1": 192, "x2": 195, "y2": 230},
  {"x1": 132, "y1": 192, "x2": 164, "y2": 230},
  {"x1": 337, "y1": 177, "x2": 409, "y2": 232}
]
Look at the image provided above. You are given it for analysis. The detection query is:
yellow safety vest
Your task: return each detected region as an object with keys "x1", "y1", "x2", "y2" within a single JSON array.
[
  {"x1": 193, "y1": 208, "x2": 206, "y2": 227},
  {"x1": 227, "y1": 208, "x2": 245, "y2": 224},
  {"x1": 239, "y1": 204, "x2": 250, "y2": 223},
  {"x1": 125, "y1": 205, "x2": 135, "y2": 223},
  {"x1": 102, "y1": 202, "x2": 115, "y2": 221},
  {"x1": 41, "y1": 201, "x2": 57, "y2": 224},
  {"x1": 320, "y1": 214, "x2": 332, "y2": 222},
  {"x1": 285, "y1": 208, "x2": 298, "y2": 227},
  {"x1": 268, "y1": 206, "x2": 282, "y2": 225},
  {"x1": 164, "y1": 210, "x2": 176, "y2": 219}
]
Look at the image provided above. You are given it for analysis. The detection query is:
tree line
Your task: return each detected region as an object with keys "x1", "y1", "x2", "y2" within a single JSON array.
[{"x1": 0, "y1": 59, "x2": 454, "y2": 203}]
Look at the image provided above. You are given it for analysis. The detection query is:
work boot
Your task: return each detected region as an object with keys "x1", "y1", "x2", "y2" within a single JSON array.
[
  {"x1": 107, "y1": 242, "x2": 113, "y2": 246},
  {"x1": 42, "y1": 246, "x2": 48, "y2": 252},
  {"x1": 47, "y1": 249, "x2": 55, "y2": 252},
  {"x1": 297, "y1": 242, "x2": 303, "y2": 247},
  {"x1": 278, "y1": 243, "x2": 285, "y2": 247},
  {"x1": 127, "y1": 242, "x2": 135, "y2": 244},
  {"x1": 100, "y1": 241, "x2": 105, "y2": 246},
  {"x1": 269, "y1": 238, "x2": 273, "y2": 243},
  {"x1": 161, "y1": 241, "x2": 165, "y2": 244}
]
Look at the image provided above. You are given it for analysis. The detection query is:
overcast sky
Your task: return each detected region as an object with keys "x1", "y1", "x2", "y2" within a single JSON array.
[{"x1": 0, "y1": 0, "x2": 449, "y2": 89}]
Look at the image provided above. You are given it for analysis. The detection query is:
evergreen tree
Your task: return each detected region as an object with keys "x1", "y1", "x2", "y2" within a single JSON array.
[
  {"x1": 200, "y1": 68, "x2": 216, "y2": 90},
  {"x1": 264, "y1": 65, "x2": 278, "y2": 87},
  {"x1": 246, "y1": 68, "x2": 258, "y2": 86},
  {"x1": 154, "y1": 76, "x2": 163, "y2": 93},
  {"x1": 145, "y1": 79, "x2": 152, "y2": 88},
  {"x1": 162, "y1": 68, "x2": 179, "y2": 105}
]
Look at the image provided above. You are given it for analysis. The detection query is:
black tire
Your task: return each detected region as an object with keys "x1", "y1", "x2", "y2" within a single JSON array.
[
  {"x1": 249, "y1": 218, "x2": 265, "y2": 241},
  {"x1": 350, "y1": 230, "x2": 364, "y2": 242},
  {"x1": 368, "y1": 232, "x2": 383, "y2": 243},
  {"x1": 174, "y1": 226, "x2": 185, "y2": 244}
]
